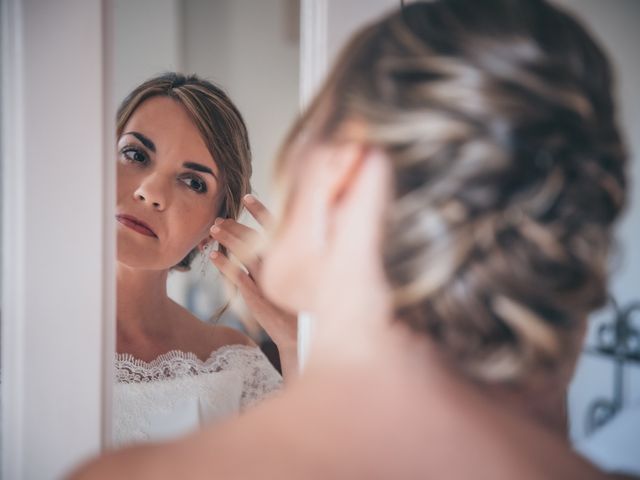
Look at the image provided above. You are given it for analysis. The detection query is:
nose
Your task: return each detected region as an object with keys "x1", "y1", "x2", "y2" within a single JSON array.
[{"x1": 133, "y1": 174, "x2": 167, "y2": 211}]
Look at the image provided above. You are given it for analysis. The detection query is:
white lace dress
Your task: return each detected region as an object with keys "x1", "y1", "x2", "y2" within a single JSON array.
[{"x1": 113, "y1": 345, "x2": 282, "y2": 447}]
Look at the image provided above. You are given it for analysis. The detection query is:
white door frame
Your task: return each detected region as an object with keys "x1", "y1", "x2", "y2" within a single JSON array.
[{"x1": 1, "y1": 0, "x2": 116, "y2": 478}]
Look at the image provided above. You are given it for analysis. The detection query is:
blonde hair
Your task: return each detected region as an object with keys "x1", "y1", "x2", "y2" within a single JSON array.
[
  {"x1": 277, "y1": 0, "x2": 627, "y2": 384},
  {"x1": 117, "y1": 73, "x2": 252, "y2": 270}
]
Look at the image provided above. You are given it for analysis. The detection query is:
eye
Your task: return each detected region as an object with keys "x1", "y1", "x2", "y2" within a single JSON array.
[
  {"x1": 120, "y1": 146, "x2": 148, "y2": 165},
  {"x1": 180, "y1": 175, "x2": 207, "y2": 194}
]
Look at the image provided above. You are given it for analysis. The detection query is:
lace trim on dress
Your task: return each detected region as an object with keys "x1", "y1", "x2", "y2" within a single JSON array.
[
  {"x1": 115, "y1": 344, "x2": 283, "y2": 411},
  {"x1": 115, "y1": 345, "x2": 269, "y2": 383}
]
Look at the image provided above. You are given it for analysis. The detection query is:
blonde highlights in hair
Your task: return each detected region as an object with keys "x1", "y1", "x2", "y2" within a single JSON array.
[{"x1": 276, "y1": 0, "x2": 627, "y2": 384}]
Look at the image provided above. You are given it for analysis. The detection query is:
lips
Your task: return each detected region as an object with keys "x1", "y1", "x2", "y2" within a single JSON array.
[{"x1": 116, "y1": 214, "x2": 157, "y2": 238}]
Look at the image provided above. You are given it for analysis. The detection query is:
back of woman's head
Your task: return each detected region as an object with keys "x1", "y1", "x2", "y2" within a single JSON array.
[
  {"x1": 279, "y1": 0, "x2": 627, "y2": 384},
  {"x1": 117, "y1": 73, "x2": 252, "y2": 270}
]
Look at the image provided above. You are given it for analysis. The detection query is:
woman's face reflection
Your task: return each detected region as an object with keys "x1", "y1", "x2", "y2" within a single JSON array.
[{"x1": 116, "y1": 96, "x2": 221, "y2": 270}]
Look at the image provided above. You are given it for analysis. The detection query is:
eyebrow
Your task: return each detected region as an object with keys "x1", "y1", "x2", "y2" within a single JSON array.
[
  {"x1": 121, "y1": 131, "x2": 218, "y2": 180},
  {"x1": 184, "y1": 161, "x2": 218, "y2": 179},
  {"x1": 122, "y1": 131, "x2": 156, "y2": 152}
]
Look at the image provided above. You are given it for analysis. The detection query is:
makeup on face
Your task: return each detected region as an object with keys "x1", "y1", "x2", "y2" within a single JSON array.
[
  {"x1": 116, "y1": 97, "x2": 225, "y2": 269},
  {"x1": 116, "y1": 213, "x2": 158, "y2": 238},
  {"x1": 118, "y1": 131, "x2": 218, "y2": 196}
]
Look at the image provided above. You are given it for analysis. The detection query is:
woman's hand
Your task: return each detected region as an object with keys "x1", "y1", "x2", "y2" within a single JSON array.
[{"x1": 209, "y1": 194, "x2": 298, "y2": 379}]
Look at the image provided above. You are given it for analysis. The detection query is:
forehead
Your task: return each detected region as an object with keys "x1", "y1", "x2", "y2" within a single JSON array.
[{"x1": 123, "y1": 95, "x2": 217, "y2": 169}]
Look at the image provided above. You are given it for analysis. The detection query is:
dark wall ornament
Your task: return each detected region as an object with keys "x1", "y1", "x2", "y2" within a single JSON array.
[{"x1": 584, "y1": 297, "x2": 640, "y2": 435}]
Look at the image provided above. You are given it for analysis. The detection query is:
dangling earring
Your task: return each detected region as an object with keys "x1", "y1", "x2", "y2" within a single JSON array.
[{"x1": 199, "y1": 242, "x2": 215, "y2": 276}]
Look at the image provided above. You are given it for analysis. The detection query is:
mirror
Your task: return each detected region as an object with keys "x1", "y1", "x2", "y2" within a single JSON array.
[{"x1": 111, "y1": 0, "x2": 300, "y2": 446}]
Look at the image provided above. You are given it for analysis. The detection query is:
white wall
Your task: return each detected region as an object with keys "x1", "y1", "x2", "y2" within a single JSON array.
[
  {"x1": 2, "y1": 0, "x2": 109, "y2": 477},
  {"x1": 0, "y1": 0, "x2": 4, "y2": 306},
  {"x1": 113, "y1": 0, "x2": 182, "y2": 105},
  {"x1": 326, "y1": 0, "x2": 398, "y2": 65}
]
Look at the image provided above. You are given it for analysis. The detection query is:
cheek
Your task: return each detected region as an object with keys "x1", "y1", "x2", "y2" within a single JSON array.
[
  {"x1": 166, "y1": 201, "x2": 215, "y2": 251},
  {"x1": 116, "y1": 164, "x2": 147, "y2": 206},
  {"x1": 116, "y1": 164, "x2": 133, "y2": 200},
  {"x1": 117, "y1": 230, "x2": 163, "y2": 268}
]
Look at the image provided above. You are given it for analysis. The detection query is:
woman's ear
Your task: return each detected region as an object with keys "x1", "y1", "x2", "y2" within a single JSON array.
[
  {"x1": 196, "y1": 236, "x2": 211, "y2": 253},
  {"x1": 320, "y1": 142, "x2": 392, "y2": 252},
  {"x1": 309, "y1": 143, "x2": 393, "y2": 332},
  {"x1": 324, "y1": 142, "x2": 369, "y2": 203}
]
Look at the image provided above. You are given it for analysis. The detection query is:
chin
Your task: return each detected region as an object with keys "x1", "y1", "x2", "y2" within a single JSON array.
[
  {"x1": 117, "y1": 232, "x2": 189, "y2": 271},
  {"x1": 117, "y1": 251, "x2": 158, "y2": 270},
  {"x1": 117, "y1": 244, "x2": 178, "y2": 271}
]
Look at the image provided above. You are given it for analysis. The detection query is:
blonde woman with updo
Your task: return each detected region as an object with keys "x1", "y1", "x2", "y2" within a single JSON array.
[
  {"x1": 75, "y1": 0, "x2": 633, "y2": 478},
  {"x1": 112, "y1": 73, "x2": 296, "y2": 446}
]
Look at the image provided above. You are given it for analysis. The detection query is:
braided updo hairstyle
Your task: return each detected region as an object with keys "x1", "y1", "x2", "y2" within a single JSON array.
[{"x1": 277, "y1": 0, "x2": 627, "y2": 384}]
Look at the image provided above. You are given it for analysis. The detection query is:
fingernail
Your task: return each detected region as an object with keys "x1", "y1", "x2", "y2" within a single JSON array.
[
  {"x1": 210, "y1": 252, "x2": 219, "y2": 259},
  {"x1": 214, "y1": 217, "x2": 224, "y2": 225},
  {"x1": 211, "y1": 226, "x2": 221, "y2": 234},
  {"x1": 244, "y1": 194, "x2": 255, "y2": 204}
]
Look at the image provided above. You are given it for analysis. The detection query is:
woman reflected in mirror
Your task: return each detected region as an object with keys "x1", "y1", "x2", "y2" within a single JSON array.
[{"x1": 113, "y1": 73, "x2": 296, "y2": 446}]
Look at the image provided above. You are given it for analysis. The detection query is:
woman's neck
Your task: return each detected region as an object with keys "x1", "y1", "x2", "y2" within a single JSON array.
[
  {"x1": 305, "y1": 314, "x2": 570, "y2": 438},
  {"x1": 116, "y1": 263, "x2": 176, "y2": 354}
]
